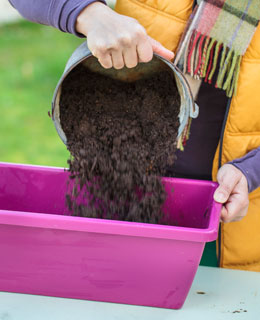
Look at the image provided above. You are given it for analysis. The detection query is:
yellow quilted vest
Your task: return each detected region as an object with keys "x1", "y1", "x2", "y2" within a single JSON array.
[{"x1": 115, "y1": 0, "x2": 260, "y2": 271}]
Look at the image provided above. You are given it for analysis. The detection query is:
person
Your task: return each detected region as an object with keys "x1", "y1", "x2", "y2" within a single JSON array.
[{"x1": 9, "y1": 0, "x2": 260, "y2": 271}]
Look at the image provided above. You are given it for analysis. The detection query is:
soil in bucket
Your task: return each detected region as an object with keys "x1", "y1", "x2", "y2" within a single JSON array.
[{"x1": 60, "y1": 63, "x2": 180, "y2": 224}]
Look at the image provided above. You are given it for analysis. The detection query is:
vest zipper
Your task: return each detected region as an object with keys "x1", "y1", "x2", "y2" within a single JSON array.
[{"x1": 217, "y1": 97, "x2": 232, "y2": 267}]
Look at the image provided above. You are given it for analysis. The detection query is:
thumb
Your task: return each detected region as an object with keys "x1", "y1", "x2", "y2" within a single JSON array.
[
  {"x1": 148, "y1": 36, "x2": 174, "y2": 61},
  {"x1": 214, "y1": 185, "x2": 230, "y2": 204},
  {"x1": 213, "y1": 166, "x2": 240, "y2": 203}
]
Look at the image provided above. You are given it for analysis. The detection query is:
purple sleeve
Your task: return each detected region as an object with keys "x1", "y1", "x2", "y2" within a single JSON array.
[
  {"x1": 229, "y1": 147, "x2": 260, "y2": 193},
  {"x1": 9, "y1": 0, "x2": 106, "y2": 37}
]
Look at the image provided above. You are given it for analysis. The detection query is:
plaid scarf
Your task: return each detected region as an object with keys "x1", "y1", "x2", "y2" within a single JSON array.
[{"x1": 175, "y1": 0, "x2": 260, "y2": 98}]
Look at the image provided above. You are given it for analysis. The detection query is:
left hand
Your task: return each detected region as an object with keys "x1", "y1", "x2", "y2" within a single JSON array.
[{"x1": 213, "y1": 164, "x2": 249, "y2": 223}]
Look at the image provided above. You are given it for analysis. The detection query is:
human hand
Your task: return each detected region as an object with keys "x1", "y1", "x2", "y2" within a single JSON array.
[
  {"x1": 213, "y1": 164, "x2": 249, "y2": 223},
  {"x1": 76, "y1": 2, "x2": 174, "y2": 69}
]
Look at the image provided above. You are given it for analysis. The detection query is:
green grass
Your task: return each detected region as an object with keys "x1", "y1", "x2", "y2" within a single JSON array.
[{"x1": 0, "y1": 20, "x2": 82, "y2": 167}]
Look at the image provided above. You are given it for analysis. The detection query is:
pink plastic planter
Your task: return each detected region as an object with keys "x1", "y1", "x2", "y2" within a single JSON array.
[{"x1": 0, "y1": 162, "x2": 221, "y2": 309}]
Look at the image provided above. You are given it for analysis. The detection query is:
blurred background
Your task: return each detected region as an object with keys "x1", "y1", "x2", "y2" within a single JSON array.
[{"x1": 0, "y1": 0, "x2": 115, "y2": 167}]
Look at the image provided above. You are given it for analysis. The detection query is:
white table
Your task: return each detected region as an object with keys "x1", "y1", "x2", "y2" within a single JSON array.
[{"x1": 0, "y1": 266, "x2": 259, "y2": 320}]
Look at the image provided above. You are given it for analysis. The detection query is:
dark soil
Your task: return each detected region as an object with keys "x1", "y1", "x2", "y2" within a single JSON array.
[{"x1": 60, "y1": 63, "x2": 180, "y2": 224}]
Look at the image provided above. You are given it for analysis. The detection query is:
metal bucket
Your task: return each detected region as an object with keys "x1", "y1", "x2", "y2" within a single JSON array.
[{"x1": 52, "y1": 42, "x2": 198, "y2": 145}]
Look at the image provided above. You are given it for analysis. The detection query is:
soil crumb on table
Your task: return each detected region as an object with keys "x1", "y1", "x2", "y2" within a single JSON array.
[
  {"x1": 60, "y1": 64, "x2": 180, "y2": 224},
  {"x1": 232, "y1": 309, "x2": 247, "y2": 313},
  {"x1": 196, "y1": 291, "x2": 206, "y2": 295}
]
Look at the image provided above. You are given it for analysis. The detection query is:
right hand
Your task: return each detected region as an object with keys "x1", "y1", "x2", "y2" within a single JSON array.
[{"x1": 76, "y1": 2, "x2": 174, "y2": 69}]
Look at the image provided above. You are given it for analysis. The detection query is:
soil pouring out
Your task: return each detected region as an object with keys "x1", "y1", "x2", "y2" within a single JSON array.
[{"x1": 60, "y1": 64, "x2": 180, "y2": 224}]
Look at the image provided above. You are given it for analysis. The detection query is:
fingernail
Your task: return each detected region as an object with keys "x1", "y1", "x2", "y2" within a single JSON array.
[{"x1": 214, "y1": 192, "x2": 227, "y2": 203}]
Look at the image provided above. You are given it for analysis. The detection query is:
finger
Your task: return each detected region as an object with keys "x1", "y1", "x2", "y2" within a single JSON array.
[
  {"x1": 222, "y1": 207, "x2": 247, "y2": 223},
  {"x1": 226, "y1": 193, "x2": 248, "y2": 221},
  {"x1": 220, "y1": 205, "x2": 228, "y2": 222},
  {"x1": 214, "y1": 168, "x2": 241, "y2": 203},
  {"x1": 110, "y1": 50, "x2": 125, "y2": 69},
  {"x1": 221, "y1": 193, "x2": 249, "y2": 223},
  {"x1": 136, "y1": 38, "x2": 153, "y2": 63},
  {"x1": 123, "y1": 47, "x2": 138, "y2": 68},
  {"x1": 97, "y1": 52, "x2": 113, "y2": 69},
  {"x1": 148, "y1": 36, "x2": 174, "y2": 60}
]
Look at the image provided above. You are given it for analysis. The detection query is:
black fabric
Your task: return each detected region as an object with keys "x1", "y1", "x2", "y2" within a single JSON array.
[{"x1": 167, "y1": 82, "x2": 228, "y2": 180}]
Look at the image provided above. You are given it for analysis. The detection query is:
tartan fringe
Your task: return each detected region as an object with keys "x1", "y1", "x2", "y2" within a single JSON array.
[
  {"x1": 177, "y1": 117, "x2": 192, "y2": 151},
  {"x1": 183, "y1": 30, "x2": 242, "y2": 97}
]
